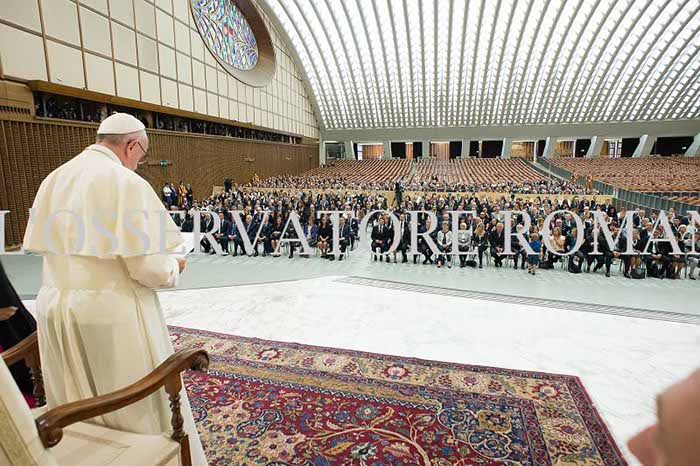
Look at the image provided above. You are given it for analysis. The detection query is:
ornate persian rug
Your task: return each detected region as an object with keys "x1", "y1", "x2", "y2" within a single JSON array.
[{"x1": 170, "y1": 326, "x2": 627, "y2": 466}]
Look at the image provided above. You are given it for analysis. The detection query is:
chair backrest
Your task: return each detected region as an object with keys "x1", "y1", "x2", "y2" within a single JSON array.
[{"x1": 0, "y1": 358, "x2": 57, "y2": 466}]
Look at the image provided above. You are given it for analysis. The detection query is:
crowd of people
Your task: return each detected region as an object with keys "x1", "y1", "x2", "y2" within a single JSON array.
[
  {"x1": 169, "y1": 183, "x2": 699, "y2": 281},
  {"x1": 397, "y1": 177, "x2": 594, "y2": 195},
  {"x1": 162, "y1": 181, "x2": 194, "y2": 208},
  {"x1": 245, "y1": 173, "x2": 595, "y2": 195}
]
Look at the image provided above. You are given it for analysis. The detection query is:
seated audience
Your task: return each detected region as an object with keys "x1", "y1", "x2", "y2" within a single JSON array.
[
  {"x1": 457, "y1": 222, "x2": 473, "y2": 268},
  {"x1": 317, "y1": 215, "x2": 333, "y2": 259},
  {"x1": 489, "y1": 222, "x2": 506, "y2": 267},
  {"x1": 392, "y1": 213, "x2": 410, "y2": 264},
  {"x1": 337, "y1": 216, "x2": 352, "y2": 261},
  {"x1": 371, "y1": 217, "x2": 391, "y2": 262},
  {"x1": 472, "y1": 223, "x2": 489, "y2": 268},
  {"x1": 436, "y1": 221, "x2": 452, "y2": 269},
  {"x1": 176, "y1": 180, "x2": 698, "y2": 284},
  {"x1": 528, "y1": 233, "x2": 542, "y2": 275}
]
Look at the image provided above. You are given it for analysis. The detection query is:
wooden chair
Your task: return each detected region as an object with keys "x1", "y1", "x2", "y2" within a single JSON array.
[{"x1": 1, "y1": 331, "x2": 209, "y2": 466}]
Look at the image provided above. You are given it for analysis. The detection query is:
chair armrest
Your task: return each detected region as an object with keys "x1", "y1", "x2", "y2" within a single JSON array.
[
  {"x1": 2, "y1": 331, "x2": 38, "y2": 366},
  {"x1": 1, "y1": 331, "x2": 45, "y2": 406},
  {"x1": 36, "y1": 347, "x2": 209, "y2": 448}
]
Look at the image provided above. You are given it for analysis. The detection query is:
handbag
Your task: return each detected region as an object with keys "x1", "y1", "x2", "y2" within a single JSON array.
[{"x1": 631, "y1": 267, "x2": 646, "y2": 279}]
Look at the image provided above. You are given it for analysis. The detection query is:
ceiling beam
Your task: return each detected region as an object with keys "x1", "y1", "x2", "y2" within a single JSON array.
[{"x1": 322, "y1": 118, "x2": 700, "y2": 142}]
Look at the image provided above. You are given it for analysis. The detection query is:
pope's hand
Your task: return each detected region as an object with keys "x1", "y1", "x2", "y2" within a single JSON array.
[{"x1": 176, "y1": 257, "x2": 187, "y2": 273}]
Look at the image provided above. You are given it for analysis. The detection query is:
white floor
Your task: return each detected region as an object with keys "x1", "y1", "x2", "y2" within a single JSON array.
[
  {"x1": 157, "y1": 276, "x2": 699, "y2": 466},
  {"x1": 23, "y1": 276, "x2": 700, "y2": 465}
]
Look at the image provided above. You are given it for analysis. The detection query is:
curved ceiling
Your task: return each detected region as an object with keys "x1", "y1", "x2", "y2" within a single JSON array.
[{"x1": 262, "y1": 0, "x2": 700, "y2": 131}]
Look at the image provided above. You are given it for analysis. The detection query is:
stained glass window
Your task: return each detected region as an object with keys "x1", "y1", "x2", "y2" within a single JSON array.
[{"x1": 192, "y1": 0, "x2": 259, "y2": 71}]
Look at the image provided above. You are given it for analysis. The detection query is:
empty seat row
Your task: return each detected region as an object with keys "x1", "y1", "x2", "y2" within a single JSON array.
[{"x1": 549, "y1": 157, "x2": 700, "y2": 192}]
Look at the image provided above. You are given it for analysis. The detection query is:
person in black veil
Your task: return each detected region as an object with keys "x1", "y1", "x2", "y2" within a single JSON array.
[{"x1": 0, "y1": 260, "x2": 37, "y2": 401}]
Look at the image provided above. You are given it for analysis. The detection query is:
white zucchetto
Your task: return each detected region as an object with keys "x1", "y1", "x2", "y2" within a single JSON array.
[{"x1": 97, "y1": 112, "x2": 145, "y2": 135}]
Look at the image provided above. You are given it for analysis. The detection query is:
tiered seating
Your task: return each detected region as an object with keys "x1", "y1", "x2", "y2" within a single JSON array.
[
  {"x1": 550, "y1": 157, "x2": 700, "y2": 192},
  {"x1": 302, "y1": 159, "x2": 411, "y2": 183},
  {"x1": 413, "y1": 158, "x2": 547, "y2": 184},
  {"x1": 667, "y1": 196, "x2": 700, "y2": 207}
]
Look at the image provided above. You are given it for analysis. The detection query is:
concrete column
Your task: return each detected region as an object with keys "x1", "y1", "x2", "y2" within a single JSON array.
[
  {"x1": 533, "y1": 140, "x2": 538, "y2": 162},
  {"x1": 685, "y1": 132, "x2": 700, "y2": 157},
  {"x1": 586, "y1": 136, "x2": 604, "y2": 158},
  {"x1": 572, "y1": 139, "x2": 577, "y2": 157},
  {"x1": 422, "y1": 140, "x2": 430, "y2": 158},
  {"x1": 542, "y1": 137, "x2": 557, "y2": 159},
  {"x1": 501, "y1": 138, "x2": 513, "y2": 159},
  {"x1": 344, "y1": 141, "x2": 354, "y2": 159},
  {"x1": 478, "y1": 141, "x2": 482, "y2": 158},
  {"x1": 632, "y1": 134, "x2": 656, "y2": 157},
  {"x1": 319, "y1": 140, "x2": 326, "y2": 166},
  {"x1": 461, "y1": 139, "x2": 471, "y2": 158},
  {"x1": 383, "y1": 140, "x2": 392, "y2": 159}
]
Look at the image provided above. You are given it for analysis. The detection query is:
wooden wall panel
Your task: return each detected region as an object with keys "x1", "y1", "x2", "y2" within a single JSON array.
[
  {"x1": 511, "y1": 141, "x2": 534, "y2": 158},
  {"x1": 554, "y1": 141, "x2": 574, "y2": 157},
  {"x1": 360, "y1": 144, "x2": 383, "y2": 159},
  {"x1": 0, "y1": 117, "x2": 318, "y2": 248},
  {"x1": 430, "y1": 142, "x2": 450, "y2": 160}
]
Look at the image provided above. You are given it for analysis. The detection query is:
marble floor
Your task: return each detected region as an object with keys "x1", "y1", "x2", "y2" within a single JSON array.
[{"x1": 150, "y1": 277, "x2": 700, "y2": 466}]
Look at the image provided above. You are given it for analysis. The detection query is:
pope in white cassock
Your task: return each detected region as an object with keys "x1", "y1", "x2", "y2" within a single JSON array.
[{"x1": 23, "y1": 113, "x2": 208, "y2": 466}]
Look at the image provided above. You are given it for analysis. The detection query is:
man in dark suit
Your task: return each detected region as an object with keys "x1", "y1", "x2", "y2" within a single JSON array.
[
  {"x1": 228, "y1": 214, "x2": 240, "y2": 256},
  {"x1": 256, "y1": 214, "x2": 273, "y2": 257},
  {"x1": 199, "y1": 212, "x2": 214, "y2": 253},
  {"x1": 169, "y1": 205, "x2": 183, "y2": 228},
  {"x1": 639, "y1": 223, "x2": 654, "y2": 251},
  {"x1": 591, "y1": 227, "x2": 616, "y2": 277},
  {"x1": 392, "y1": 213, "x2": 410, "y2": 263},
  {"x1": 234, "y1": 214, "x2": 256, "y2": 257},
  {"x1": 489, "y1": 222, "x2": 506, "y2": 267},
  {"x1": 337, "y1": 216, "x2": 352, "y2": 261},
  {"x1": 253, "y1": 206, "x2": 265, "y2": 226},
  {"x1": 371, "y1": 217, "x2": 390, "y2": 262},
  {"x1": 645, "y1": 230, "x2": 672, "y2": 279},
  {"x1": 346, "y1": 210, "x2": 359, "y2": 249},
  {"x1": 414, "y1": 220, "x2": 428, "y2": 264},
  {"x1": 561, "y1": 213, "x2": 575, "y2": 236},
  {"x1": 213, "y1": 211, "x2": 232, "y2": 255}
]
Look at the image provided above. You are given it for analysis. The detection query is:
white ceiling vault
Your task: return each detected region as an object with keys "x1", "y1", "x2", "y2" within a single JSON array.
[{"x1": 259, "y1": 0, "x2": 700, "y2": 133}]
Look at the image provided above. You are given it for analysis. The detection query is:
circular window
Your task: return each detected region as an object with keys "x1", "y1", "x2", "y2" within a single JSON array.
[{"x1": 191, "y1": 0, "x2": 275, "y2": 87}]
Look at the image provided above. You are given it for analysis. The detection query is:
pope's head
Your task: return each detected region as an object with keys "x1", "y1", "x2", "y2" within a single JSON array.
[{"x1": 95, "y1": 113, "x2": 149, "y2": 171}]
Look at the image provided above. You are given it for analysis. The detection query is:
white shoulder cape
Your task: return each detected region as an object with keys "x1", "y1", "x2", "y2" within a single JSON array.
[{"x1": 24, "y1": 145, "x2": 184, "y2": 257}]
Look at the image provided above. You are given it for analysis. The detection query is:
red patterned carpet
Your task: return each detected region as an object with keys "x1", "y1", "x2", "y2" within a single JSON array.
[{"x1": 170, "y1": 326, "x2": 627, "y2": 466}]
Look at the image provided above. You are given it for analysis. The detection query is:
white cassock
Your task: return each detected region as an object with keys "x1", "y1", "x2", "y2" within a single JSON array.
[{"x1": 23, "y1": 144, "x2": 207, "y2": 466}]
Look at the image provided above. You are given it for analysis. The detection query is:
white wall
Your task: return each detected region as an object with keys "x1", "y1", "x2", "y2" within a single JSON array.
[{"x1": 0, "y1": 0, "x2": 319, "y2": 139}]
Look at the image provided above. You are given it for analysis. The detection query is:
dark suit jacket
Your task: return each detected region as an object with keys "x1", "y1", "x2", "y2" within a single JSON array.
[
  {"x1": 219, "y1": 219, "x2": 232, "y2": 237},
  {"x1": 371, "y1": 225, "x2": 389, "y2": 243},
  {"x1": 258, "y1": 222, "x2": 272, "y2": 239},
  {"x1": 339, "y1": 224, "x2": 352, "y2": 242},
  {"x1": 489, "y1": 230, "x2": 505, "y2": 249},
  {"x1": 397, "y1": 222, "x2": 411, "y2": 245}
]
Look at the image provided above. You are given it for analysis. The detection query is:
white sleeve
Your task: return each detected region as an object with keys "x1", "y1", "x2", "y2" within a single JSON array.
[{"x1": 123, "y1": 254, "x2": 180, "y2": 289}]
